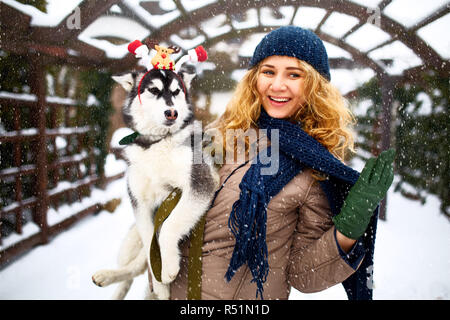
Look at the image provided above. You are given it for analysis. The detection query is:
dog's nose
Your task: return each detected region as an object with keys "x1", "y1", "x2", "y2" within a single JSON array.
[{"x1": 164, "y1": 109, "x2": 178, "y2": 120}]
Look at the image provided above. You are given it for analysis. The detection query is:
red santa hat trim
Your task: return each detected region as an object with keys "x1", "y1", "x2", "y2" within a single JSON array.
[
  {"x1": 128, "y1": 40, "x2": 143, "y2": 55},
  {"x1": 174, "y1": 45, "x2": 208, "y2": 70},
  {"x1": 194, "y1": 45, "x2": 208, "y2": 62}
]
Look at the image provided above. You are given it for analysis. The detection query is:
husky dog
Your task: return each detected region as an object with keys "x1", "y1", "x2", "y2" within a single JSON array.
[{"x1": 92, "y1": 67, "x2": 219, "y2": 300}]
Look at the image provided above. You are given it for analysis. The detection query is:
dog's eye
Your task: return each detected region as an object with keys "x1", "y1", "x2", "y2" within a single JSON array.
[
  {"x1": 148, "y1": 88, "x2": 160, "y2": 95},
  {"x1": 172, "y1": 89, "x2": 180, "y2": 96}
]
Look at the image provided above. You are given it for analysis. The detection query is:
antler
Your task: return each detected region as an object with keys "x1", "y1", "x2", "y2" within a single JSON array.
[{"x1": 168, "y1": 45, "x2": 181, "y2": 54}]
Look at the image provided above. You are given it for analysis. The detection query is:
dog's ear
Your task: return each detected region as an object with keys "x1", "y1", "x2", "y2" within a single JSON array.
[
  {"x1": 178, "y1": 65, "x2": 196, "y2": 91},
  {"x1": 112, "y1": 72, "x2": 136, "y2": 92}
]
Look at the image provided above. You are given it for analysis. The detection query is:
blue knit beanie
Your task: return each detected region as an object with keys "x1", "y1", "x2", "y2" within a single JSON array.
[{"x1": 249, "y1": 26, "x2": 331, "y2": 81}]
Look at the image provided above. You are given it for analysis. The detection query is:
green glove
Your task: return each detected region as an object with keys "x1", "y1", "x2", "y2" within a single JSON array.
[{"x1": 333, "y1": 149, "x2": 395, "y2": 240}]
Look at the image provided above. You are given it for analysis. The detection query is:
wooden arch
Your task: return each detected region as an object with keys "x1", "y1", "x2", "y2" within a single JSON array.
[
  {"x1": 143, "y1": 0, "x2": 449, "y2": 77},
  {"x1": 2, "y1": 0, "x2": 448, "y2": 77}
]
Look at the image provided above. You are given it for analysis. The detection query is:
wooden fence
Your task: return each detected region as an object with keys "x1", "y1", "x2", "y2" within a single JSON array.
[{"x1": 0, "y1": 92, "x2": 124, "y2": 268}]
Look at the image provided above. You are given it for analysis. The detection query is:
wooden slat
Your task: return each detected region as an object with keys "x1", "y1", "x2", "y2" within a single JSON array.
[
  {"x1": 315, "y1": 10, "x2": 332, "y2": 34},
  {"x1": 410, "y1": 3, "x2": 450, "y2": 32},
  {"x1": 1, "y1": 171, "x2": 125, "y2": 216},
  {"x1": 29, "y1": 56, "x2": 49, "y2": 243},
  {"x1": 0, "y1": 128, "x2": 90, "y2": 143},
  {"x1": 0, "y1": 197, "x2": 38, "y2": 218},
  {"x1": 0, "y1": 97, "x2": 84, "y2": 108},
  {"x1": 378, "y1": 0, "x2": 394, "y2": 10},
  {"x1": 0, "y1": 232, "x2": 43, "y2": 269}
]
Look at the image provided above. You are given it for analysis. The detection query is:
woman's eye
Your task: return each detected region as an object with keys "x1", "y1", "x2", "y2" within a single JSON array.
[
  {"x1": 262, "y1": 70, "x2": 274, "y2": 75},
  {"x1": 290, "y1": 73, "x2": 301, "y2": 78},
  {"x1": 149, "y1": 88, "x2": 160, "y2": 95},
  {"x1": 172, "y1": 89, "x2": 180, "y2": 96}
]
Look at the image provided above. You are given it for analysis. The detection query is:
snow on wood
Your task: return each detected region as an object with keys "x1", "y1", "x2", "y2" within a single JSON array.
[
  {"x1": 200, "y1": 14, "x2": 232, "y2": 38},
  {"x1": 2, "y1": 128, "x2": 38, "y2": 137},
  {"x1": 170, "y1": 34, "x2": 206, "y2": 51},
  {"x1": 123, "y1": 0, "x2": 180, "y2": 28},
  {"x1": 1, "y1": 196, "x2": 37, "y2": 214},
  {"x1": 78, "y1": 15, "x2": 151, "y2": 59},
  {"x1": 0, "y1": 164, "x2": 36, "y2": 176},
  {"x1": 3, "y1": 126, "x2": 90, "y2": 139},
  {"x1": 0, "y1": 91, "x2": 37, "y2": 101},
  {"x1": 46, "y1": 126, "x2": 90, "y2": 135},
  {"x1": 0, "y1": 91, "x2": 102, "y2": 107},
  {"x1": 231, "y1": 8, "x2": 259, "y2": 30},
  {"x1": 2, "y1": 0, "x2": 83, "y2": 27}
]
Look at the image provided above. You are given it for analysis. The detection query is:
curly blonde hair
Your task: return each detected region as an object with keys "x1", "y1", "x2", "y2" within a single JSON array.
[{"x1": 215, "y1": 58, "x2": 356, "y2": 162}]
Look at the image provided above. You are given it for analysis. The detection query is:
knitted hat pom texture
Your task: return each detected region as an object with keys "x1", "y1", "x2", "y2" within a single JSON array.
[{"x1": 249, "y1": 26, "x2": 331, "y2": 81}]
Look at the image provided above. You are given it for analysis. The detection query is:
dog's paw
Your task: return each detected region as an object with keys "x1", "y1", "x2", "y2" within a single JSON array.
[
  {"x1": 153, "y1": 282, "x2": 171, "y2": 300},
  {"x1": 92, "y1": 270, "x2": 115, "y2": 287},
  {"x1": 161, "y1": 262, "x2": 180, "y2": 284}
]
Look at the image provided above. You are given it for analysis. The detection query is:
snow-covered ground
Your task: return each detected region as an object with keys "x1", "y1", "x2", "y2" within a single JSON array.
[{"x1": 0, "y1": 153, "x2": 448, "y2": 300}]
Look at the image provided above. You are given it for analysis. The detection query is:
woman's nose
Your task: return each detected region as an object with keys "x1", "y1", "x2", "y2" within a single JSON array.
[{"x1": 270, "y1": 75, "x2": 287, "y2": 91}]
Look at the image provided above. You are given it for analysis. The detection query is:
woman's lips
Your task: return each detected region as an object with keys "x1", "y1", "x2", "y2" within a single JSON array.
[{"x1": 268, "y1": 95, "x2": 291, "y2": 106}]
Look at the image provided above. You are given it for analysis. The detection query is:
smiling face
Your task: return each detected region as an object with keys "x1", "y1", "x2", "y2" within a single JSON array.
[{"x1": 256, "y1": 55, "x2": 307, "y2": 119}]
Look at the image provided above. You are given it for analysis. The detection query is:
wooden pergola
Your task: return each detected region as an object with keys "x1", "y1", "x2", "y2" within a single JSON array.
[
  {"x1": 2, "y1": 0, "x2": 448, "y2": 75},
  {"x1": 1, "y1": 0, "x2": 448, "y2": 265}
]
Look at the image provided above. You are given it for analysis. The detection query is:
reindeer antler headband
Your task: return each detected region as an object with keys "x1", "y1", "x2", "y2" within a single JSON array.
[{"x1": 128, "y1": 39, "x2": 208, "y2": 104}]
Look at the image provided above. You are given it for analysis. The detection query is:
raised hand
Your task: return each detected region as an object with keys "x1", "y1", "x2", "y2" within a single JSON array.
[{"x1": 332, "y1": 149, "x2": 395, "y2": 239}]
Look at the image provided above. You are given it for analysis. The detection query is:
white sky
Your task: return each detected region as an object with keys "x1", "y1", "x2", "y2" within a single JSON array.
[
  {"x1": 417, "y1": 12, "x2": 450, "y2": 59},
  {"x1": 320, "y1": 12, "x2": 360, "y2": 39},
  {"x1": 292, "y1": 6, "x2": 327, "y2": 29},
  {"x1": 383, "y1": 0, "x2": 449, "y2": 28},
  {"x1": 345, "y1": 23, "x2": 391, "y2": 52}
]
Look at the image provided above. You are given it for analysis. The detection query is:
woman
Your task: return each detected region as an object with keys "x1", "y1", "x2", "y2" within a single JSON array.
[{"x1": 168, "y1": 26, "x2": 394, "y2": 300}]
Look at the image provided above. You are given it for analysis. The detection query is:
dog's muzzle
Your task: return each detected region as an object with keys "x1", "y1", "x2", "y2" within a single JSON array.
[{"x1": 164, "y1": 108, "x2": 178, "y2": 121}]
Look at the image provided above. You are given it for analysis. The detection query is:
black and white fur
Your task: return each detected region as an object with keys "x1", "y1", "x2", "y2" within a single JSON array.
[{"x1": 92, "y1": 67, "x2": 219, "y2": 299}]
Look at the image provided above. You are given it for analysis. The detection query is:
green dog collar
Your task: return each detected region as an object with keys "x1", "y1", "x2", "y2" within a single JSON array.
[{"x1": 119, "y1": 131, "x2": 140, "y2": 145}]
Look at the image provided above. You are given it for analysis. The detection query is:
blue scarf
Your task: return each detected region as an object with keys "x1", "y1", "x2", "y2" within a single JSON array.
[{"x1": 225, "y1": 108, "x2": 378, "y2": 300}]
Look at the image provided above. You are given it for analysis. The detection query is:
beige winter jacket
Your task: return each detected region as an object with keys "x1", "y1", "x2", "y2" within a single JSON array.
[{"x1": 170, "y1": 156, "x2": 362, "y2": 300}]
